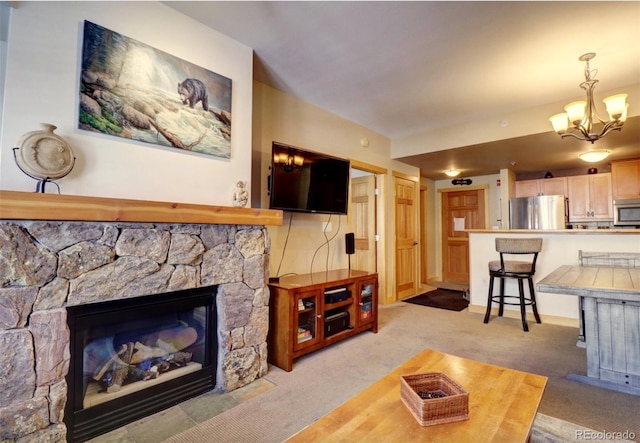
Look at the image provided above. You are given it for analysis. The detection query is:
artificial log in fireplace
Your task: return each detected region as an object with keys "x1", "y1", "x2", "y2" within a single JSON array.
[{"x1": 65, "y1": 286, "x2": 217, "y2": 442}]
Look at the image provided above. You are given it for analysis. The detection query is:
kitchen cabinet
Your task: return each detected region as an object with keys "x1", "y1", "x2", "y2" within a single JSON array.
[
  {"x1": 567, "y1": 173, "x2": 613, "y2": 222},
  {"x1": 515, "y1": 177, "x2": 567, "y2": 197},
  {"x1": 611, "y1": 158, "x2": 640, "y2": 200}
]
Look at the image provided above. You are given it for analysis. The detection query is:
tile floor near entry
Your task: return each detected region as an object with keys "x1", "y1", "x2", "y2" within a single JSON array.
[{"x1": 87, "y1": 378, "x2": 275, "y2": 443}]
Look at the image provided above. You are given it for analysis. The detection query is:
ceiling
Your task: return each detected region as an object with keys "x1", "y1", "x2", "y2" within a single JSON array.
[{"x1": 164, "y1": 1, "x2": 640, "y2": 179}]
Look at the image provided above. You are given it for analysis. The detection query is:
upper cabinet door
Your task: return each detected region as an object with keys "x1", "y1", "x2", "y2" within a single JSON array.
[
  {"x1": 567, "y1": 173, "x2": 613, "y2": 222},
  {"x1": 515, "y1": 180, "x2": 540, "y2": 197},
  {"x1": 568, "y1": 176, "x2": 590, "y2": 221},
  {"x1": 539, "y1": 177, "x2": 567, "y2": 196},
  {"x1": 515, "y1": 177, "x2": 567, "y2": 197},
  {"x1": 612, "y1": 159, "x2": 640, "y2": 200},
  {"x1": 589, "y1": 173, "x2": 613, "y2": 220}
]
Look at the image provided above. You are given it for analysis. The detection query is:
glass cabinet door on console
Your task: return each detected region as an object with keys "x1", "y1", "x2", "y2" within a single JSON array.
[
  {"x1": 293, "y1": 290, "x2": 321, "y2": 351},
  {"x1": 356, "y1": 278, "x2": 377, "y2": 329}
]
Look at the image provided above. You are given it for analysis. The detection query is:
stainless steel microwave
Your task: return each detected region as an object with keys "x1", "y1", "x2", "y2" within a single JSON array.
[{"x1": 613, "y1": 198, "x2": 640, "y2": 226}]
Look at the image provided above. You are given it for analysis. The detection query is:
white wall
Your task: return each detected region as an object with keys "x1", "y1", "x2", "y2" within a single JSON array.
[
  {"x1": 1, "y1": 2, "x2": 253, "y2": 207},
  {"x1": 469, "y1": 231, "x2": 640, "y2": 325},
  {"x1": 0, "y1": 3, "x2": 9, "y2": 128}
]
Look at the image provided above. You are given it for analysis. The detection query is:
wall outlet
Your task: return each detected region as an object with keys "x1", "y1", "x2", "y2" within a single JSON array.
[{"x1": 322, "y1": 222, "x2": 332, "y2": 232}]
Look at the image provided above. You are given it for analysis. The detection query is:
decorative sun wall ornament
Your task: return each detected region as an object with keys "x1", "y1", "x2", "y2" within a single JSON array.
[{"x1": 13, "y1": 123, "x2": 76, "y2": 193}]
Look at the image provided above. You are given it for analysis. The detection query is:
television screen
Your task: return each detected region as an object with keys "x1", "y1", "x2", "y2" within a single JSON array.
[{"x1": 269, "y1": 142, "x2": 350, "y2": 215}]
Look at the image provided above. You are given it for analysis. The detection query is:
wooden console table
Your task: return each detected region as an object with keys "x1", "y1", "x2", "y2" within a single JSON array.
[
  {"x1": 268, "y1": 270, "x2": 378, "y2": 371},
  {"x1": 286, "y1": 349, "x2": 547, "y2": 442},
  {"x1": 538, "y1": 264, "x2": 640, "y2": 395}
]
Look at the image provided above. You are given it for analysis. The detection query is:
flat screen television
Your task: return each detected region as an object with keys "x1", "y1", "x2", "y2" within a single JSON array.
[{"x1": 269, "y1": 142, "x2": 350, "y2": 215}]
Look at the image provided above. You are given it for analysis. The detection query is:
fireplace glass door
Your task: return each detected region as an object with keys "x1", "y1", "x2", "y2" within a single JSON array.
[{"x1": 66, "y1": 286, "x2": 217, "y2": 442}]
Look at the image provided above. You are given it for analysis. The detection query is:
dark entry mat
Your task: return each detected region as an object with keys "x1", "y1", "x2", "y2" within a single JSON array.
[{"x1": 402, "y1": 289, "x2": 469, "y2": 312}]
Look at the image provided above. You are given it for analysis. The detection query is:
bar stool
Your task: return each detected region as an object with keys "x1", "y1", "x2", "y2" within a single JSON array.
[{"x1": 483, "y1": 238, "x2": 542, "y2": 331}]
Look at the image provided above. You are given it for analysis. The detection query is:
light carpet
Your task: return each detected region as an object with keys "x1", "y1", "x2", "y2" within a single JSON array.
[{"x1": 163, "y1": 302, "x2": 639, "y2": 443}]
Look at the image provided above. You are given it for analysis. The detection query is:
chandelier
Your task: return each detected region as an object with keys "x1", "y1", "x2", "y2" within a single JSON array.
[{"x1": 549, "y1": 53, "x2": 628, "y2": 144}]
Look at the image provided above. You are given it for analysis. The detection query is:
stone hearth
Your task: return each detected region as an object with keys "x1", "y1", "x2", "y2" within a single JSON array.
[{"x1": 0, "y1": 220, "x2": 271, "y2": 442}]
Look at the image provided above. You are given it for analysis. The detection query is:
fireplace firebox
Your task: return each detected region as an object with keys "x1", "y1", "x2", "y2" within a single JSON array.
[{"x1": 65, "y1": 286, "x2": 218, "y2": 442}]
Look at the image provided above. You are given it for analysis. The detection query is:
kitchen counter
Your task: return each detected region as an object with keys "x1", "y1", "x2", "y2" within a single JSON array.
[{"x1": 467, "y1": 229, "x2": 639, "y2": 234}]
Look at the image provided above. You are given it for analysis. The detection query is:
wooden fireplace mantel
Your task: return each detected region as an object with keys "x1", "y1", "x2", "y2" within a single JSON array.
[{"x1": 0, "y1": 190, "x2": 283, "y2": 226}]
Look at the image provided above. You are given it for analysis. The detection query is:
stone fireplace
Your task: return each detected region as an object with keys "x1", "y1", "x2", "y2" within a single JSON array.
[{"x1": 0, "y1": 192, "x2": 278, "y2": 442}]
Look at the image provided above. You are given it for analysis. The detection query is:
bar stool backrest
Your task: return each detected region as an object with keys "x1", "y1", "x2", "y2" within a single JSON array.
[{"x1": 494, "y1": 238, "x2": 543, "y2": 277}]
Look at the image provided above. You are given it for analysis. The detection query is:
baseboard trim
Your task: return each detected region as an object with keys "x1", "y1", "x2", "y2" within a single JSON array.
[{"x1": 468, "y1": 304, "x2": 579, "y2": 328}]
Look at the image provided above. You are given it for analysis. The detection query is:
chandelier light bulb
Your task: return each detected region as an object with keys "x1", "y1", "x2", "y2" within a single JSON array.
[
  {"x1": 549, "y1": 113, "x2": 569, "y2": 134},
  {"x1": 564, "y1": 101, "x2": 587, "y2": 126},
  {"x1": 619, "y1": 103, "x2": 629, "y2": 123},
  {"x1": 603, "y1": 94, "x2": 628, "y2": 120}
]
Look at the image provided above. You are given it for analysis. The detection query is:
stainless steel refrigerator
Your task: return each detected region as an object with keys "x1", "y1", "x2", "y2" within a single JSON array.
[{"x1": 509, "y1": 195, "x2": 567, "y2": 229}]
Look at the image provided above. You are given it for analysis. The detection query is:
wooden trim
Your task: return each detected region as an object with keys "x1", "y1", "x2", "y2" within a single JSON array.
[
  {"x1": 437, "y1": 184, "x2": 489, "y2": 193},
  {"x1": 419, "y1": 185, "x2": 428, "y2": 286},
  {"x1": 392, "y1": 170, "x2": 419, "y2": 182},
  {"x1": 0, "y1": 190, "x2": 283, "y2": 225},
  {"x1": 349, "y1": 159, "x2": 387, "y2": 175}
]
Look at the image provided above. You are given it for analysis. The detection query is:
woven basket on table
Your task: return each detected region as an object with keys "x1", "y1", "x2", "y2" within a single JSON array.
[{"x1": 400, "y1": 372, "x2": 469, "y2": 426}]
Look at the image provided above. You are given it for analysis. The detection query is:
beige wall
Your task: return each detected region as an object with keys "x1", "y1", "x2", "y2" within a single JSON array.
[{"x1": 252, "y1": 81, "x2": 422, "y2": 301}]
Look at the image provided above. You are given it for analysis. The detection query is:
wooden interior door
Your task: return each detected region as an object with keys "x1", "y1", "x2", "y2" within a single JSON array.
[
  {"x1": 441, "y1": 188, "x2": 485, "y2": 283},
  {"x1": 395, "y1": 175, "x2": 418, "y2": 299},
  {"x1": 350, "y1": 175, "x2": 376, "y2": 273}
]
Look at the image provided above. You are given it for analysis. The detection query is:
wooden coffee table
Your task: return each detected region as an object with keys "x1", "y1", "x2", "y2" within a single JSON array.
[{"x1": 286, "y1": 349, "x2": 547, "y2": 443}]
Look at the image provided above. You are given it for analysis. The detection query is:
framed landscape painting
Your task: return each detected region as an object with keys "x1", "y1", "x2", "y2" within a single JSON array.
[{"x1": 78, "y1": 21, "x2": 232, "y2": 159}]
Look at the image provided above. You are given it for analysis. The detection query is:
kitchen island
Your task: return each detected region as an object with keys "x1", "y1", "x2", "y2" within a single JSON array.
[
  {"x1": 467, "y1": 229, "x2": 640, "y2": 326},
  {"x1": 537, "y1": 261, "x2": 640, "y2": 395}
]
